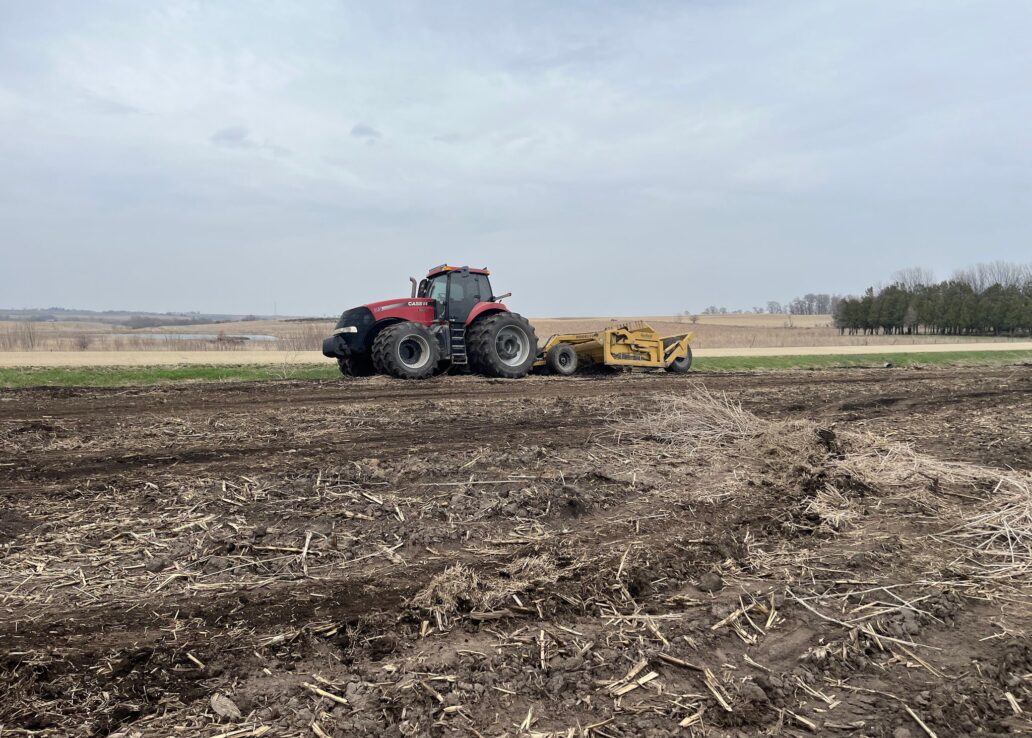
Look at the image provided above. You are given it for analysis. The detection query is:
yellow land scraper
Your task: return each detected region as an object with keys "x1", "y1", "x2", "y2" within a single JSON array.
[{"x1": 535, "y1": 321, "x2": 694, "y2": 375}]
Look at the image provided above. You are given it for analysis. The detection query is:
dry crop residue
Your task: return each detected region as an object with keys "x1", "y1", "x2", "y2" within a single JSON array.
[{"x1": 1, "y1": 366, "x2": 1031, "y2": 737}]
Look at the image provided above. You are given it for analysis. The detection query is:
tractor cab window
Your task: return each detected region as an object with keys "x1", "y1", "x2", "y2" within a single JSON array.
[
  {"x1": 424, "y1": 276, "x2": 448, "y2": 302},
  {"x1": 470, "y1": 274, "x2": 492, "y2": 302}
]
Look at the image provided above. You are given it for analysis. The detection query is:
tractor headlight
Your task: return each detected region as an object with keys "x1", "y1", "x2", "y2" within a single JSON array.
[{"x1": 334, "y1": 326, "x2": 358, "y2": 335}]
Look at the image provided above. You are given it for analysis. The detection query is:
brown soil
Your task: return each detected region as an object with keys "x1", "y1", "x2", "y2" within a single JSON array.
[{"x1": 1, "y1": 366, "x2": 1030, "y2": 737}]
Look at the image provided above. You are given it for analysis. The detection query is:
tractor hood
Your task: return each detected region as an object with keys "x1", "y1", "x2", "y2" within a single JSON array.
[
  {"x1": 324, "y1": 298, "x2": 437, "y2": 360},
  {"x1": 362, "y1": 297, "x2": 435, "y2": 315}
]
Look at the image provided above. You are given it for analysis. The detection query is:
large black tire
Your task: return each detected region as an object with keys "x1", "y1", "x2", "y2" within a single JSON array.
[
  {"x1": 666, "y1": 346, "x2": 693, "y2": 373},
  {"x1": 467, "y1": 313, "x2": 538, "y2": 379},
  {"x1": 371, "y1": 322, "x2": 440, "y2": 379},
  {"x1": 546, "y1": 342, "x2": 578, "y2": 376},
  {"x1": 337, "y1": 356, "x2": 374, "y2": 377}
]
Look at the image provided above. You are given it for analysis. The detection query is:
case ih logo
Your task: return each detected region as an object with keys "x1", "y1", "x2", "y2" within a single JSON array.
[{"x1": 375, "y1": 301, "x2": 431, "y2": 312}]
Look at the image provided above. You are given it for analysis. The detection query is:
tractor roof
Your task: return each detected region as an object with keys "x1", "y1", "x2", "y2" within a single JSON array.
[{"x1": 427, "y1": 264, "x2": 491, "y2": 277}]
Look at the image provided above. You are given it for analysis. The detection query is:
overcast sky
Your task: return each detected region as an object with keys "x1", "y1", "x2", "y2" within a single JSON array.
[{"x1": 1, "y1": 1, "x2": 1030, "y2": 316}]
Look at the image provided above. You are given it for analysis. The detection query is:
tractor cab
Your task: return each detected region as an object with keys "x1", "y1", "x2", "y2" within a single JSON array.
[{"x1": 417, "y1": 265, "x2": 494, "y2": 323}]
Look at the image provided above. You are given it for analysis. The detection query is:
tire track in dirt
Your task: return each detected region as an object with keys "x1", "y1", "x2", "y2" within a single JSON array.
[
  {"x1": 4, "y1": 366, "x2": 1030, "y2": 485},
  {"x1": 1, "y1": 365, "x2": 1025, "y2": 421},
  {"x1": 1, "y1": 415, "x2": 598, "y2": 484}
]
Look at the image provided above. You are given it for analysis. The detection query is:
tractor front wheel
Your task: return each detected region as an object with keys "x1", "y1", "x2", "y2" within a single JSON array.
[
  {"x1": 372, "y1": 322, "x2": 441, "y2": 379},
  {"x1": 467, "y1": 313, "x2": 538, "y2": 379},
  {"x1": 337, "y1": 356, "x2": 374, "y2": 377}
]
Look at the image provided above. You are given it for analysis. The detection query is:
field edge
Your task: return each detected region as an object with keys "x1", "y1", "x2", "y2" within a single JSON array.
[{"x1": 1, "y1": 350, "x2": 1031, "y2": 387}]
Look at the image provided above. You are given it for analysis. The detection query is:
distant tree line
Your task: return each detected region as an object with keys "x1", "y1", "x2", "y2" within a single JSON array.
[
  {"x1": 765, "y1": 294, "x2": 843, "y2": 315},
  {"x1": 695, "y1": 294, "x2": 843, "y2": 316},
  {"x1": 123, "y1": 315, "x2": 228, "y2": 329},
  {"x1": 834, "y1": 261, "x2": 1032, "y2": 336}
]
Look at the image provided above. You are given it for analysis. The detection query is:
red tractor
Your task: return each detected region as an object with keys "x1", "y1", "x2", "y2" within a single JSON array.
[{"x1": 322, "y1": 265, "x2": 538, "y2": 379}]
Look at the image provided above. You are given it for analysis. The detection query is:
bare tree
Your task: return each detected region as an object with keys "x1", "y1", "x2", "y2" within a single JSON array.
[
  {"x1": 891, "y1": 267, "x2": 935, "y2": 289},
  {"x1": 19, "y1": 322, "x2": 37, "y2": 350},
  {"x1": 981, "y1": 261, "x2": 1032, "y2": 288},
  {"x1": 953, "y1": 261, "x2": 1032, "y2": 292}
]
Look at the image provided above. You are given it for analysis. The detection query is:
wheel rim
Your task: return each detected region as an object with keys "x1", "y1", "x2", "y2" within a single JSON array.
[
  {"x1": 495, "y1": 326, "x2": 530, "y2": 367},
  {"x1": 398, "y1": 334, "x2": 431, "y2": 369},
  {"x1": 559, "y1": 352, "x2": 571, "y2": 368}
]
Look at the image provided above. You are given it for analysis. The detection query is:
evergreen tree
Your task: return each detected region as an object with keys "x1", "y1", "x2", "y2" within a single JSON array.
[{"x1": 833, "y1": 262, "x2": 1032, "y2": 337}]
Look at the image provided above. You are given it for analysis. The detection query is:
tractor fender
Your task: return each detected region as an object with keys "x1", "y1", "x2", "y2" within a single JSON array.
[
  {"x1": 366, "y1": 317, "x2": 405, "y2": 351},
  {"x1": 465, "y1": 302, "x2": 509, "y2": 326}
]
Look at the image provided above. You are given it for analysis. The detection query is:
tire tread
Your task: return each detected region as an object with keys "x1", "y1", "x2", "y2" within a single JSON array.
[
  {"x1": 666, "y1": 345, "x2": 693, "y2": 373},
  {"x1": 372, "y1": 323, "x2": 440, "y2": 379},
  {"x1": 466, "y1": 313, "x2": 538, "y2": 378}
]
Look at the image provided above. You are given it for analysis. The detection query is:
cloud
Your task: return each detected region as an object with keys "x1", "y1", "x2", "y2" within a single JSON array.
[
  {"x1": 433, "y1": 132, "x2": 469, "y2": 144},
  {"x1": 210, "y1": 126, "x2": 289, "y2": 156},
  {"x1": 350, "y1": 123, "x2": 382, "y2": 143},
  {"x1": 78, "y1": 91, "x2": 140, "y2": 116},
  {"x1": 211, "y1": 125, "x2": 252, "y2": 148},
  {"x1": 3, "y1": 1, "x2": 1032, "y2": 316}
]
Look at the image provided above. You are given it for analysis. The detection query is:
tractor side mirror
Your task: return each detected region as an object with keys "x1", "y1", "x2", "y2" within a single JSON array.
[{"x1": 494, "y1": 292, "x2": 512, "y2": 302}]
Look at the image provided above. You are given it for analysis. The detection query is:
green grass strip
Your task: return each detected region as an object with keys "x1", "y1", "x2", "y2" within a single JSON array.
[
  {"x1": 693, "y1": 350, "x2": 1032, "y2": 372},
  {"x1": 0, "y1": 350, "x2": 1029, "y2": 388},
  {"x1": 0, "y1": 364, "x2": 339, "y2": 388}
]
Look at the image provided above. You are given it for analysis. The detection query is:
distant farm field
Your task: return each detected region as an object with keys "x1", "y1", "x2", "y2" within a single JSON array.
[{"x1": 4, "y1": 314, "x2": 1030, "y2": 355}]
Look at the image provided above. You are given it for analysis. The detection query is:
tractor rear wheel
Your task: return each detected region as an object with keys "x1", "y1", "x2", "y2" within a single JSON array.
[
  {"x1": 372, "y1": 322, "x2": 440, "y2": 379},
  {"x1": 467, "y1": 313, "x2": 537, "y2": 378},
  {"x1": 546, "y1": 342, "x2": 578, "y2": 376},
  {"x1": 666, "y1": 346, "x2": 693, "y2": 373}
]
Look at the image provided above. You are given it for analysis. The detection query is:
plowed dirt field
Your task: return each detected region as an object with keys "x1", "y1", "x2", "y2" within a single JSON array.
[{"x1": 2, "y1": 366, "x2": 1031, "y2": 737}]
